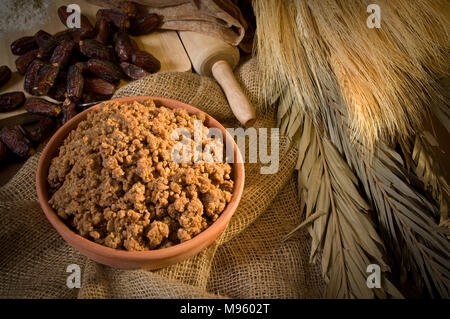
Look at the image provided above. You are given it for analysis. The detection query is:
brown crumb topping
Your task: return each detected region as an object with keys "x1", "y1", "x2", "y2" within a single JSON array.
[{"x1": 48, "y1": 99, "x2": 233, "y2": 251}]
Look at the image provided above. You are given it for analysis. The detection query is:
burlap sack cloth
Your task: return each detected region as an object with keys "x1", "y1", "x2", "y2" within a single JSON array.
[{"x1": 0, "y1": 57, "x2": 324, "y2": 298}]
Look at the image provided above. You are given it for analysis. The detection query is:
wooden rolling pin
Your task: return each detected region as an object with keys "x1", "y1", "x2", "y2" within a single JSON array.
[{"x1": 178, "y1": 31, "x2": 256, "y2": 127}]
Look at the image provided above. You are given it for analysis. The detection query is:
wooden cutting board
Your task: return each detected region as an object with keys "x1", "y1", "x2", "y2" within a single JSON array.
[{"x1": 0, "y1": 0, "x2": 191, "y2": 127}]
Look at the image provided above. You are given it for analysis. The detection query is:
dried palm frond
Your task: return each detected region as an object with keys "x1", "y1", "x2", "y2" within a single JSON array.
[
  {"x1": 403, "y1": 134, "x2": 450, "y2": 233},
  {"x1": 322, "y1": 94, "x2": 450, "y2": 298},
  {"x1": 431, "y1": 103, "x2": 450, "y2": 135},
  {"x1": 255, "y1": 0, "x2": 450, "y2": 148},
  {"x1": 255, "y1": 0, "x2": 450, "y2": 298},
  {"x1": 431, "y1": 78, "x2": 450, "y2": 134},
  {"x1": 283, "y1": 98, "x2": 401, "y2": 298},
  {"x1": 281, "y1": 84, "x2": 450, "y2": 297},
  {"x1": 277, "y1": 87, "x2": 405, "y2": 298}
]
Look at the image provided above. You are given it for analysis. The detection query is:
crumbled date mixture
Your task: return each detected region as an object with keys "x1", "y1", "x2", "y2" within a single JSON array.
[{"x1": 48, "y1": 99, "x2": 234, "y2": 251}]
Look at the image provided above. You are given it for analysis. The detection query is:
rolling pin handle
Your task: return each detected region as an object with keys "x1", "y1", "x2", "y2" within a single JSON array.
[{"x1": 211, "y1": 60, "x2": 256, "y2": 127}]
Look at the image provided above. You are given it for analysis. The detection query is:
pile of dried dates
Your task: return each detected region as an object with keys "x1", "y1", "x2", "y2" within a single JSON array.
[{"x1": 0, "y1": 1, "x2": 161, "y2": 162}]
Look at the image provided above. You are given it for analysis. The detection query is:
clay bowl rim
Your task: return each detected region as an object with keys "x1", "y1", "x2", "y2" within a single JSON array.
[{"x1": 36, "y1": 96, "x2": 245, "y2": 262}]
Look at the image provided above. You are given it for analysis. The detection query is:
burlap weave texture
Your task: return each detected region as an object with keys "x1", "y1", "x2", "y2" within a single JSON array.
[{"x1": 0, "y1": 57, "x2": 324, "y2": 298}]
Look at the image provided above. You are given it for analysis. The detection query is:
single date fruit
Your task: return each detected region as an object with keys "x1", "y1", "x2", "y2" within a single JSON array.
[
  {"x1": 130, "y1": 13, "x2": 160, "y2": 36},
  {"x1": 24, "y1": 59, "x2": 45, "y2": 95},
  {"x1": 0, "y1": 65, "x2": 12, "y2": 88},
  {"x1": 131, "y1": 50, "x2": 160, "y2": 73},
  {"x1": 24, "y1": 97, "x2": 62, "y2": 118},
  {"x1": 15, "y1": 49, "x2": 39, "y2": 75},
  {"x1": 33, "y1": 63, "x2": 59, "y2": 96},
  {"x1": 95, "y1": 17, "x2": 111, "y2": 45},
  {"x1": 61, "y1": 98, "x2": 77, "y2": 124},
  {"x1": 79, "y1": 39, "x2": 115, "y2": 61},
  {"x1": 35, "y1": 30, "x2": 58, "y2": 59},
  {"x1": 83, "y1": 77, "x2": 117, "y2": 96},
  {"x1": 0, "y1": 126, "x2": 34, "y2": 158},
  {"x1": 10, "y1": 36, "x2": 38, "y2": 55},
  {"x1": 97, "y1": 9, "x2": 130, "y2": 30},
  {"x1": 0, "y1": 92, "x2": 26, "y2": 112},
  {"x1": 113, "y1": 31, "x2": 134, "y2": 62},
  {"x1": 50, "y1": 40, "x2": 76, "y2": 68},
  {"x1": 67, "y1": 65, "x2": 84, "y2": 102},
  {"x1": 120, "y1": 62, "x2": 148, "y2": 80},
  {"x1": 87, "y1": 59, "x2": 123, "y2": 83}
]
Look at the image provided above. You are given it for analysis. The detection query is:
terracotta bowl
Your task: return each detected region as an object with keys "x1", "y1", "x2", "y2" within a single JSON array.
[{"x1": 36, "y1": 96, "x2": 244, "y2": 270}]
